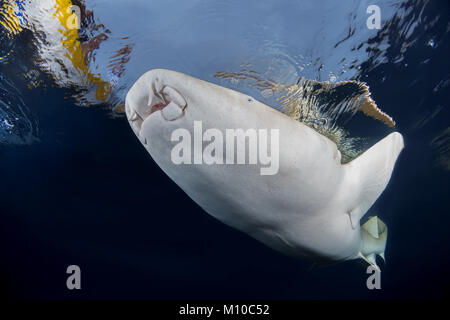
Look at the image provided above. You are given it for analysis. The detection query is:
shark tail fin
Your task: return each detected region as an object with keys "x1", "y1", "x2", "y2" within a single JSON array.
[{"x1": 342, "y1": 132, "x2": 404, "y2": 229}]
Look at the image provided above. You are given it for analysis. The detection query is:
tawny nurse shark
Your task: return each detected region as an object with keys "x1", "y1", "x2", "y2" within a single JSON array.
[{"x1": 125, "y1": 69, "x2": 404, "y2": 271}]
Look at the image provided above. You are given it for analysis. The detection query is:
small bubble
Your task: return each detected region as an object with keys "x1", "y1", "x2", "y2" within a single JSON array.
[
  {"x1": 427, "y1": 39, "x2": 435, "y2": 47},
  {"x1": 261, "y1": 89, "x2": 273, "y2": 98},
  {"x1": 329, "y1": 74, "x2": 337, "y2": 83}
]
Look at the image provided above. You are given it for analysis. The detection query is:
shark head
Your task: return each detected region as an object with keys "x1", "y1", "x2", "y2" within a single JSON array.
[
  {"x1": 125, "y1": 68, "x2": 285, "y2": 148},
  {"x1": 125, "y1": 69, "x2": 404, "y2": 268}
]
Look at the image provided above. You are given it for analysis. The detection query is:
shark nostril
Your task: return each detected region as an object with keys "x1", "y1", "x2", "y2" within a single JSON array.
[
  {"x1": 161, "y1": 101, "x2": 185, "y2": 121},
  {"x1": 146, "y1": 84, "x2": 187, "y2": 121},
  {"x1": 147, "y1": 89, "x2": 166, "y2": 116},
  {"x1": 162, "y1": 86, "x2": 187, "y2": 109},
  {"x1": 150, "y1": 102, "x2": 169, "y2": 115}
]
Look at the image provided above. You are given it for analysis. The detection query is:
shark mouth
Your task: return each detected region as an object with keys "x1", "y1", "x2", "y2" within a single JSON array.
[{"x1": 125, "y1": 80, "x2": 187, "y2": 141}]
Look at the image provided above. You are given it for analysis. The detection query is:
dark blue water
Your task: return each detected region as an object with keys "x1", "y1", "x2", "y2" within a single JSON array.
[{"x1": 0, "y1": 0, "x2": 449, "y2": 299}]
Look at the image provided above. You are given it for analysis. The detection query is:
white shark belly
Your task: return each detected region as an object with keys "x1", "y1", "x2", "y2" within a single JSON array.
[{"x1": 125, "y1": 69, "x2": 404, "y2": 267}]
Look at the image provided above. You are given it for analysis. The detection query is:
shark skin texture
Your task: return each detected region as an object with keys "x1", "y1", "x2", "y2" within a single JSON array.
[{"x1": 125, "y1": 69, "x2": 404, "y2": 270}]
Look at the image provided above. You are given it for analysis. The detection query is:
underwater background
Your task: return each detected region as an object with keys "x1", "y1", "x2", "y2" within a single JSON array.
[{"x1": 0, "y1": 0, "x2": 449, "y2": 299}]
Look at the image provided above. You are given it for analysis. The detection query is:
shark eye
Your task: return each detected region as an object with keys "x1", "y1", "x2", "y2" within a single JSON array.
[{"x1": 247, "y1": 98, "x2": 253, "y2": 103}]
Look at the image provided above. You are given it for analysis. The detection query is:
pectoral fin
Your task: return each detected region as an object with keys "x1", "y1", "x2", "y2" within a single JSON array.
[{"x1": 343, "y1": 132, "x2": 404, "y2": 226}]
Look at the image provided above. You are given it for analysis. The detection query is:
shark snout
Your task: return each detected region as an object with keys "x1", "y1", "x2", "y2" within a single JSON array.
[{"x1": 125, "y1": 72, "x2": 188, "y2": 141}]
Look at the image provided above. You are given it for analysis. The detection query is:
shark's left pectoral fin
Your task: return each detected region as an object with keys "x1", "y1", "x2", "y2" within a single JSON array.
[
  {"x1": 342, "y1": 132, "x2": 404, "y2": 227},
  {"x1": 339, "y1": 132, "x2": 402, "y2": 269}
]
